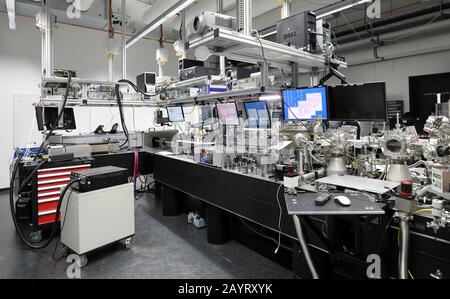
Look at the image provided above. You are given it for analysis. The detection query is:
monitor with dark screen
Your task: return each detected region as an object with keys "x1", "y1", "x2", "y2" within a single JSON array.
[
  {"x1": 329, "y1": 82, "x2": 387, "y2": 121},
  {"x1": 200, "y1": 106, "x2": 213, "y2": 124},
  {"x1": 36, "y1": 107, "x2": 77, "y2": 131}
]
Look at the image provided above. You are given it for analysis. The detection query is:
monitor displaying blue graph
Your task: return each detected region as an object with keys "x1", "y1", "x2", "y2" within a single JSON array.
[
  {"x1": 243, "y1": 101, "x2": 271, "y2": 128},
  {"x1": 283, "y1": 87, "x2": 328, "y2": 121}
]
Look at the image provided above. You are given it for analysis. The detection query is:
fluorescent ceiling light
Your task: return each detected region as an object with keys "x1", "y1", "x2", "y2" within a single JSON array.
[
  {"x1": 259, "y1": 95, "x2": 281, "y2": 101},
  {"x1": 6, "y1": 0, "x2": 16, "y2": 30},
  {"x1": 126, "y1": 0, "x2": 196, "y2": 49},
  {"x1": 260, "y1": 31, "x2": 276, "y2": 38},
  {"x1": 317, "y1": 0, "x2": 372, "y2": 20}
]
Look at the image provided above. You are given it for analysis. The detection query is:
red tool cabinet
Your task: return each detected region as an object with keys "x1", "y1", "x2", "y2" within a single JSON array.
[{"x1": 17, "y1": 158, "x2": 93, "y2": 240}]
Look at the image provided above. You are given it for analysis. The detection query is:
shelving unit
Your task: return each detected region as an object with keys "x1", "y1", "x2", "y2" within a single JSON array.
[{"x1": 162, "y1": 87, "x2": 281, "y2": 107}]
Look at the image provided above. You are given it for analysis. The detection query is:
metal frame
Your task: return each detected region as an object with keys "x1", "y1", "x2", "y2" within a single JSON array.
[
  {"x1": 39, "y1": 0, "x2": 54, "y2": 78},
  {"x1": 163, "y1": 87, "x2": 281, "y2": 107},
  {"x1": 237, "y1": 0, "x2": 253, "y2": 36},
  {"x1": 187, "y1": 28, "x2": 347, "y2": 74},
  {"x1": 39, "y1": 78, "x2": 152, "y2": 108},
  {"x1": 40, "y1": 98, "x2": 157, "y2": 108},
  {"x1": 121, "y1": 0, "x2": 127, "y2": 79},
  {"x1": 6, "y1": 0, "x2": 16, "y2": 30},
  {"x1": 40, "y1": 77, "x2": 131, "y2": 87},
  {"x1": 167, "y1": 75, "x2": 226, "y2": 90}
]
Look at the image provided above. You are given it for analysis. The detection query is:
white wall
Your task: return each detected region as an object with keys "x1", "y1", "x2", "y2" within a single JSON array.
[
  {"x1": 334, "y1": 26, "x2": 450, "y2": 110},
  {"x1": 0, "y1": 13, "x2": 179, "y2": 188},
  {"x1": 337, "y1": 50, "x2": 450, "y2": 109},
  {"x1": 299, "y1": 28, "x2": 450, "y2": 111}
]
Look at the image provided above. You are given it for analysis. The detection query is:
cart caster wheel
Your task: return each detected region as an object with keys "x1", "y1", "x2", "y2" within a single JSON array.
[
  {"x1": 124, "y1": 238, "x2": 132, "y2": 250},
  {"x1": 77, "y1": 255, "x2": 88, "y2": 268},
  {"x1": 29, "y1": 231, "x2": 42, "y2": 243}
]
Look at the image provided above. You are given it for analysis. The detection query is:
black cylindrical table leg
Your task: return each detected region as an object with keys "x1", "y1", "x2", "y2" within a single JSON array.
[
  {"x1": 207, "y1": 204, "x2": 231, "y2": 245},
  {"x1": 162, "y1": 185, "x2": 182, "y2": 217}
]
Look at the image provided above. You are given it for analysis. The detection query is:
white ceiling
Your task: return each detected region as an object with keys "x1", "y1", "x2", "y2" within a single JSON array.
[
  {"x1": 111, "y1": 0, "x2": 342, "y2": 39},
  {"x1": 1, "y1": 0, "x2": 343, "y2": 40}
]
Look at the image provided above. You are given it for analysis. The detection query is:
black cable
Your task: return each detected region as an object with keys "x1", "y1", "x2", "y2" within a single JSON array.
[
  {"x1": 115, "y1": 84, "x2": 130, "y2": 149},
  {"x1": 179, "y1": 18, "x2": 183, "y2": 40},
  {"x1": 374, "y1": 211, "x2": 397, "y2": 279},
  {"x1": 17, "y1": 159, "x2": 47, "y2": 194},
  {"x1": 252, "y1": 31, "x2": 271, "y2": 73},
  {"x1": 9, "y1": 156, "x2": 80, "y2": 249},
  {"x1": 60, "y1": 188, "x2": 75, "y2": 232},
  {"x1": 52, "y1": 237, "x2": 65, "y2": 262},
  {"x1": 376, "y1": 211, "x2": 396, "y2": 255},
  {"x1": 239, "y1": 217, "x2": 292, "y2": 252},
  {"x1": 118, "y1": 79, "x2": 173, "y2": 97},
  {"x1": 52, "y1": 187, "x2": 75, "y2": 261}
]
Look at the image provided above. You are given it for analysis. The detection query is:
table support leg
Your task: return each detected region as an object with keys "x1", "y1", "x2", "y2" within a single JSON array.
[{"x1": 292, "y1": 215, "x2": 319, "y2": 279}]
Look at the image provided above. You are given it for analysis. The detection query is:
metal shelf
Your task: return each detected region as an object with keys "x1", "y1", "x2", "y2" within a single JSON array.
[
  {"x1": 163, "y1": 87, "x2": 281, "y2": 106},
  {"x1": 187, "y1": 28, "x2": 347, "y2": 73},
  {"x1": 167, "y1": 75, "x2": 227, "y2": 90},
  {"x1": 40, "y1": 98, "x2": 159, "y2": 108},
  {"x1": 40, "y1": 77, "x2": 155, "y2": 108},
  {"x1": 40, "y1": 77, "x2": 130, "y2": 88}
]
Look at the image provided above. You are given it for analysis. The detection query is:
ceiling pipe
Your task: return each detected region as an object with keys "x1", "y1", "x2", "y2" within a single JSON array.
[
  {"x1": 337, "y1": 13, "x2": 449, "y2": 45},
  {"x1": 335, "y1": 18, "x2": 450, "y2": 53},
  {"x1": 335, "y1": 2, "x2": 450, "y2": 38},
  {"x1": 346, "y1": 43, "x2": 450, "y2": 67}
]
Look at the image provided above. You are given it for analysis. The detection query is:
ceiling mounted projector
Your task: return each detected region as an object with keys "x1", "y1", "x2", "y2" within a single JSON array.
[{"x1": 186, "y1": 11, "x2": 236, "y2": 41}]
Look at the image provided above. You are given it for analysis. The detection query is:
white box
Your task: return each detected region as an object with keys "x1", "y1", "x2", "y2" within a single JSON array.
[
  {"x1": 284, "y1": 175, "x2": 299, "y2": 189},
  {"x1": 432, "y1": 168, "x2": 450, "y2": 193},
  {"x1": 61, "y1": 183, "x2": 135, "y2": 255}
]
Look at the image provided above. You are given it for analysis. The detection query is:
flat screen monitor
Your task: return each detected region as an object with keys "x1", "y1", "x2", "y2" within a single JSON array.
[
  {"x1": 282, "y1": 87, "x2": 328, "y2": 121},
  {"x1": 329, "y1": 82, "x2": 387, "y2": 121},
  {"x1": 216, "y1": 102, "x2": 240, "y2": 126},
  {"x1": 200, "y1": 106, "x2": 213, "y2": 123},
  {"x1": 243, "y1": 101, "x2": 271, "y2": 128},
  {"x1": 36, "y1": 107, "x2": 77, "y2": 131},
  {"x1": 167, "y1": 106, "x2": 185, "y2": 123}
]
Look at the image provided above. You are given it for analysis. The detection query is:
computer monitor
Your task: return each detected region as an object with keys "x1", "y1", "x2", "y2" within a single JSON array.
[
  {"x1": 35, "y1": 107, "x2": 77, "y2": 131},
  {"x1": 200, "y1": 106, "x2": 213, "y2": 124},
  {"x1": 243, "y1": 101, "x2": 271, "y2": 128},
  {"x1": 282, "y1": 87, "x2": 328, "y2": 121},
  {"x1": 216, "y1": 102, "x2": 240, "y2": 126},
  {"x1": 329, "y1": 82, "x2": 387, "y2": 121},
  {"x1": 167, "y1": 106, "x2": 185, "y2": 123}
]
